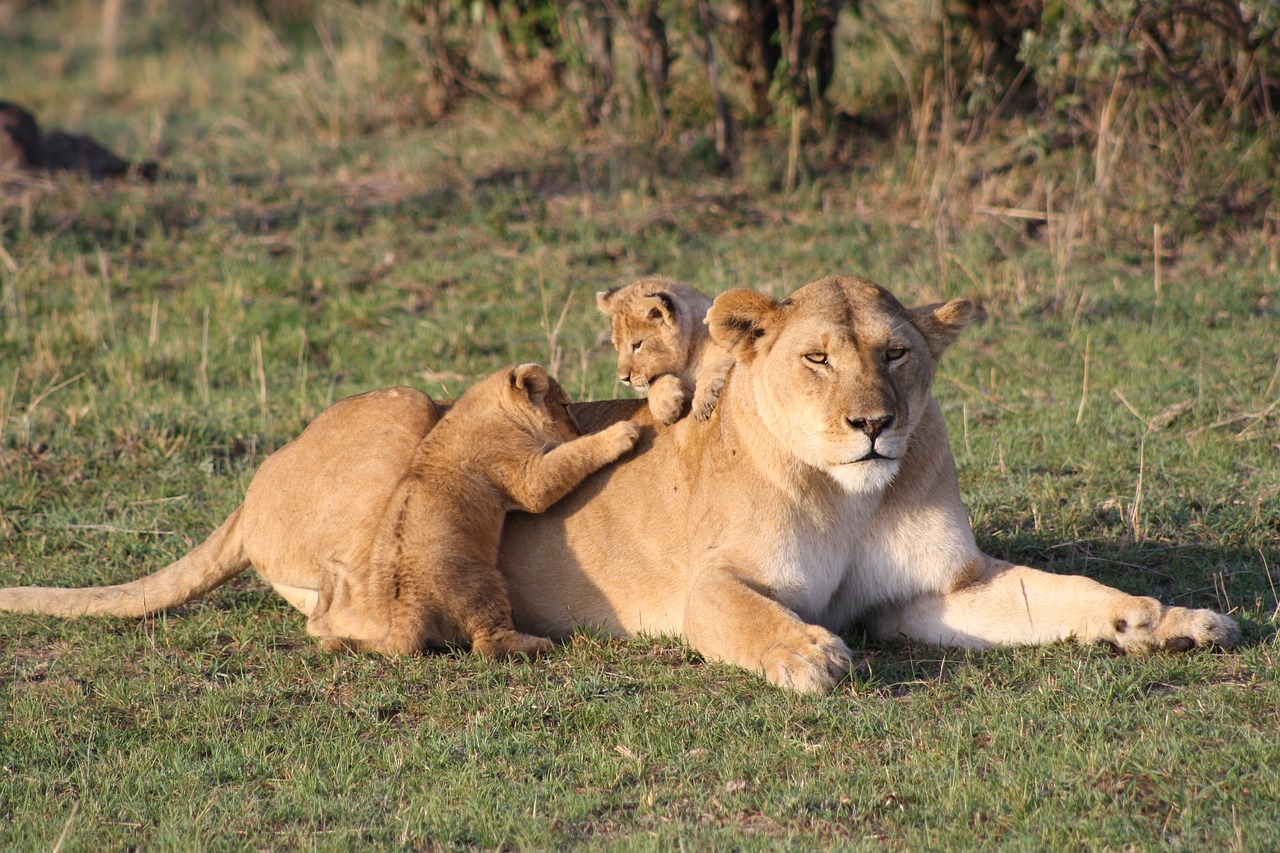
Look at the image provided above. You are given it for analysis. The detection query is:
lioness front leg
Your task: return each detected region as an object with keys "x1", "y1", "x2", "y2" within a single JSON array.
[
  {"x1": 511, "y1": 421, "x2": 641, "y2": 512},
  {"x1": 646, "y1": 374, "x2": 688, "y2": 425},
  {"x1": 684, "y1": 556, "x2": 852, "y2": 693},
  {"x1": 872, "y1": 559, "x2": 1240, "y2": 652}
]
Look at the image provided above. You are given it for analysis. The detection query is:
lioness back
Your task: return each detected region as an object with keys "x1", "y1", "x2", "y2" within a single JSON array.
[
  {"x1": 309, "y1": 364, "x2": 640, "y2": 658},
  {"x1": 596, "y1": 277, "x2": 734, "y2": 425}
]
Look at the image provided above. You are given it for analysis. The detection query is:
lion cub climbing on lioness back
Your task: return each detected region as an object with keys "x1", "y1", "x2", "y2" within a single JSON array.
[
  {"x1": 597, "y1": 277, "x2": 735, "y2": 425},
  {"x1": 314, "y1": 363, "x2": 640, "y2": 658}
]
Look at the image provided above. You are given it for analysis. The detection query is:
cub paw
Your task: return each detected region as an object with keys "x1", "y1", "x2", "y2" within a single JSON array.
[
  {"x1": 473, "y1": 631, "x2": 555, "y2": 659},
  {"x1": 760, "y1": 625, "x2": 851, "y2": 694},
  {"x1": 600, "y1": 421, "x2": 642, "y2": 458},
  {"x1": 691, "y1": 385, "x2": 723, "y2": 421},
  {"x1": 317, "y1": 636, "x2": 353, "y2": 653},
  {"x1": 647, "y1": 375, "x2": 687, "y2": 425}
]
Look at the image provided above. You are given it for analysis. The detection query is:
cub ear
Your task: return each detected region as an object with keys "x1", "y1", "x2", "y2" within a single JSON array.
[
  {"x1": 510, "y1": 362, "x2": 551, "y2": 407},
  {"x1": 910, "y1": 298, "x2": 976, "y2": 360},
  {"x1": 643, "y1": 291, "x2": 677, "y2": 325},
  {"x1": 596, "y1": 288, "x2": 618, "y2": 315},
  {"x1": 706, "y1": 289, "x2": 782, "y2": 363}
]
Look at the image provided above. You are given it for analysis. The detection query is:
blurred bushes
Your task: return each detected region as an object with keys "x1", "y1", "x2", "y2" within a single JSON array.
[
  {"x1": 392, "y1": 0, "x2": 845, "y2": 170},
  {"x1": 383, "y1": 2, "x2": 1278, "y2": 220}
]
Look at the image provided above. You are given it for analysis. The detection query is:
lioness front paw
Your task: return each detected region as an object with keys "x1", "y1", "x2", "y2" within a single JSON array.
[
  {"x1": 647, "y1": 375, "x2": 687, "y2": 425},
  {"x1": 1109, "y1": 597, "x2": 1240, "y2": 653},
  {"x1": 760, "y1": 625, "x2": 852, "y2": 694}
]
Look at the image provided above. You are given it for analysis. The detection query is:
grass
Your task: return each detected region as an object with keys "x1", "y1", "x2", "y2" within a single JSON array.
[{"x1": 2, "y1": 1, "x2": 1279, "y2": 849}]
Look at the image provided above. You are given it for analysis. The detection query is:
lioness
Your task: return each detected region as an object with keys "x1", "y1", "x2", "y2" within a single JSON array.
[
  {"x1": 597, "y1": 277, "x2": 735, "y2": 424},
  {"x1": 0, "y1": 275, "x2": 1239, "y2": 693},
  {"x1": 313, "y1": 363, "x2": 640, "y2": 657}
]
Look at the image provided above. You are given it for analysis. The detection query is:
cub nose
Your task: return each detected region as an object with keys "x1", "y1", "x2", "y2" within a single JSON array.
[{"x1": 847, "y1": 414, "x2": 894, "y2": 439}]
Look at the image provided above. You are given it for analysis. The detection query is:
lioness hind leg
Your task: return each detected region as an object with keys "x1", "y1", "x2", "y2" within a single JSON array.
[{"x1": 872, "y1": 560, "x2": 1240, "y2": 653}]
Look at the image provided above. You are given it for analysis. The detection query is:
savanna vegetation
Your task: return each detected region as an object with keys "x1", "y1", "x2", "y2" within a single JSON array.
[{"x1": 2, "y1": 0, "x2": 1278, "y2": 848}]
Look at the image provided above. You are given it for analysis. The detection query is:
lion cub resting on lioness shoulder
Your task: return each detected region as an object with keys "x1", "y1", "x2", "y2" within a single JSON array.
[
  {"x1": 312, "y1": 363, "x2": 640, "y2": 658},
  {"x1": 597, "y1": 277, "x2": 735, "y2": 425}
]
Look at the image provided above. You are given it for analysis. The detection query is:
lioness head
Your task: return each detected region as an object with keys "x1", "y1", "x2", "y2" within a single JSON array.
[
  {"x1": 501, "y1": 363, "x2": 581, "y2": 442},
  {"x1": 707, "y1": 275, "x2": 974, "y2": 494},
  {"x1": 596, "y1": 277, "x2": 711, "y2": 391}
]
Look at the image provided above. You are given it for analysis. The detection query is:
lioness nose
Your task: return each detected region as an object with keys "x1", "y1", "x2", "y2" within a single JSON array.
[{"x1": 848, "y1": 414, "x2": 894, "y2": 439}]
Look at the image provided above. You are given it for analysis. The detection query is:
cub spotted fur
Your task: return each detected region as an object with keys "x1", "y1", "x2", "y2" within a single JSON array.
[
  {"x1": 309, "y1": 363, "x2": 640, "y2": 657},
  {"x1": 597, "y1": 277, "x2": 735, "y2": 425}
]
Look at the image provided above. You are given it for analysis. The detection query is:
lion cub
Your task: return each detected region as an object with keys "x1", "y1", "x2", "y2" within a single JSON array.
[
  {"x1": 322, "y1": 363, "x2": 640, "y2": 658},
  {"x1": 597, "y1": 277, "x2": 735, "y2": 425}
]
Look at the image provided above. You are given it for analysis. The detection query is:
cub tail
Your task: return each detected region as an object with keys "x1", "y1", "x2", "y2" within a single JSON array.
[{"x1": 0, "y1": 508, "x2": 250, "y2": 617}]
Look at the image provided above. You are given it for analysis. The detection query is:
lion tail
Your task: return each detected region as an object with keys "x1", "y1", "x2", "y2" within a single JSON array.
[{"x1": 0, "y1": 507, "x2": 250, "y2": 617}]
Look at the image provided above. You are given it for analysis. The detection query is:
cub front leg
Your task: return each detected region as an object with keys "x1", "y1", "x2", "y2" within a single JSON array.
[
  {"x1": 647, "y1": 374, "x2": 688, "y2": 425},
  {"x1": 684, "y1": 554, "x2": 852, "y2": 694},
  {"x1": 871, "y1": 559, "x2": 1240, "y2": 652},
  {"x1": 511, "y1": 421, "x2": 641, "y2": 513},
  {"x1": 691, "y1": 350, "x2": 734, "y2": 421}
]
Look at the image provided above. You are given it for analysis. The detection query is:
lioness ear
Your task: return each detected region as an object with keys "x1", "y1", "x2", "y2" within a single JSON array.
[
  {"x1": 910, "y1": 298, "x2": 975, "y2": 360},
  {"x1": 707, "y1": 289, "x2": 781, "y2": 362},
  {"x1": 596, "y1": 288, "x2": 618, "y2": 315},
  {"x1": 511, "y1": 362, "x2": 551, "y2": 406},
  {"x1": 643, "y1": 292, "x2": 677, "y2": 325}
]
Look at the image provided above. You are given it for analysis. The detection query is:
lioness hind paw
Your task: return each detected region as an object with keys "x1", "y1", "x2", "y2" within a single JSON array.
[
  {"x1": 1158, "y1": 607, "x2": 1240, "y2": 651},
  {"x1": 1113, "y1": 601, "x2": 1241, "y2": 653}
]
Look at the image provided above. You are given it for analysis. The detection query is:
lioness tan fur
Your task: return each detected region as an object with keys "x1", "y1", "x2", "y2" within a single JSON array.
[
  {"x1": 0, "y1": 275, "x2": 1239, "y2": 693},
  {"x1": 311, "y1": 363, "x2": 640, "y2": 657},
  {"x1": 596, "y1": 277, "x2": 735, "y2": 424}
]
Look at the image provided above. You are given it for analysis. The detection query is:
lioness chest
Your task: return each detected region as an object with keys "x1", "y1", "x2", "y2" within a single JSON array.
[{"x1": 741, "y1": 493, "x2": 955, "y2": 630}]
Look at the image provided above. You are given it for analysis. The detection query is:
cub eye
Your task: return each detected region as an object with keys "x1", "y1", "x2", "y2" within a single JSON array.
[
  {"x1": 885, "y1": 346, "x2": 907, "y2": 362},
  {"x1": 803, "y1": 352, "x2": 828, "y2": 365}
]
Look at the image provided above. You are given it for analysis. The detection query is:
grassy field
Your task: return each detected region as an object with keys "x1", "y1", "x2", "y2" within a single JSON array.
[{"x1": 2, "y1": 2, "x2": 1279, "y2": 849}]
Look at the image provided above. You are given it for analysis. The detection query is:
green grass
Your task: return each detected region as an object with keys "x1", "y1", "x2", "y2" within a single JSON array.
[{"x1": 3, "y1": 2, "x2": 1279, "y2": 849}]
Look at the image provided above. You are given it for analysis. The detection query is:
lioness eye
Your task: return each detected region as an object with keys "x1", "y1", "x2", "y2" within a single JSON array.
[
  {"x1": 632, "y1": 340, "x2": 643, "y2": 352},
  {"x1": 803, "y1": 352, "x2": 828, "y2": 365},
  {"x1": 885, "y1": 347, "x2": 907, "y2": 362}
]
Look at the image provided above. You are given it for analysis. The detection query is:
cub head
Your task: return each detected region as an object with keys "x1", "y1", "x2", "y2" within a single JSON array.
[
  {"x1": 596, "y1": 277, "x2": 712, "y2": 390},
  {"x1": 502, "y1": 362, "x2": 581, "y2": 443},
  {"x1": 707, "y1": 275, "x2": 974, "y2": 494}
]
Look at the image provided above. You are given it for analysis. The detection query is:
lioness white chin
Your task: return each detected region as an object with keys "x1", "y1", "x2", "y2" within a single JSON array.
[{"x1": 0, "y1": 274, "x2": 1239, "y2": 693}]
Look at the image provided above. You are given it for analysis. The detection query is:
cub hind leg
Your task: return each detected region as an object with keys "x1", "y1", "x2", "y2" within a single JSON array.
[
  {"x1": 450, "y1": 555, "x2": 554, "y2": 657},
  {"x1": 366, "y1": 553, "x2": 553, "y2": 658}
]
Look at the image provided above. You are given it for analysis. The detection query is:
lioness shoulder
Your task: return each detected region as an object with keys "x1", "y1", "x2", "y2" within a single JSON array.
[
  {"x1": 596, "y1": 277, "x2": 735, "y2": 425},
  {"x1": 310, "y1": 363, "x2": 640, "y2": 658}
]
